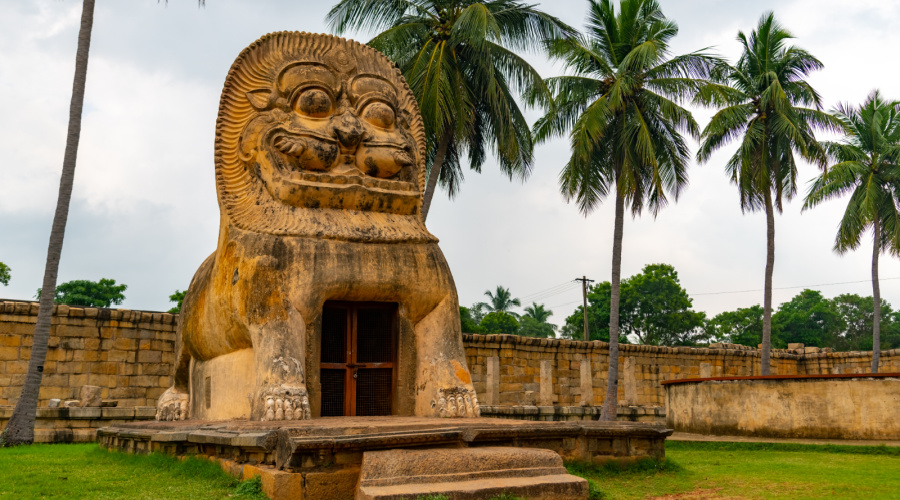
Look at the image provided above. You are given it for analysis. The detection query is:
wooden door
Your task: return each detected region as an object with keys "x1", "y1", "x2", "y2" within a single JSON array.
[{"x1": 320, "y1": 302, "x2": 395, "y2": 416}]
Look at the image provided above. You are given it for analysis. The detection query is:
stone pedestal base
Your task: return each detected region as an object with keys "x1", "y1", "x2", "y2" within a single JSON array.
[
  {"x1": 98, "y1": 417, "x2": 672, "y2": 499},
  {"x1": 357, "y1": 446, "x2": 586, "y2": 499}
]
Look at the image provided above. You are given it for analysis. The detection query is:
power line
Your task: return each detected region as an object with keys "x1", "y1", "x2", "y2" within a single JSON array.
[
  {"x1": 519, "y1": 280, "x2": 579, "y2": 300},
  {"x1": 519, "y1": 280, "x2": 581, "y2": 302},
  {"x1": 548, "y1": 299, "x2": 584, "y2": 309},
  {"x1": 522, "y1": 284, "x2": 581, "y2": 303},
  {"x1": 694, "y1": 277, "x2": 900, "y2": 296}
]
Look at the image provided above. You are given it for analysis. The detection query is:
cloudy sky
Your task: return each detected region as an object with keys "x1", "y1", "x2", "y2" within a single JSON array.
[{"x1": 3, "y1": 0, "x2": 900, "y2": 330}]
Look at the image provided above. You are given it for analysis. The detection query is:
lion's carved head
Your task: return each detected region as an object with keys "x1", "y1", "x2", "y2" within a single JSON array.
[{"x1": 215, "y1": 32, "x2": 435, "y2": 243}]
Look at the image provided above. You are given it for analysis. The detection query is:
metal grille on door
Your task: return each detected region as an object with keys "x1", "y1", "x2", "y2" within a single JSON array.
[{"x1": 320, "y1": 302, "x2": 395, "y2": 416}]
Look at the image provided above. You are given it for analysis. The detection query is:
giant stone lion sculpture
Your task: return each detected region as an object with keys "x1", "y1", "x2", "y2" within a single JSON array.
[{"x1": 156, "y1": 32, "x2": 479, "y2": 422}]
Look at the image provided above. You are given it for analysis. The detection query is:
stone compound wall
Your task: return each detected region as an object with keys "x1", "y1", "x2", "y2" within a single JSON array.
[
  {"x1": 2, "y1": 300, "x2": 898, "y2": 411},
  {"x1": 0, "y1": 301, "x2": 175, "y2": 408},
  {"x1": 664, "y1": 374, "x2": 900, "y2": 439},
  {"x1": 463, "y1": 334, "x2": 900, "y2": 409}
]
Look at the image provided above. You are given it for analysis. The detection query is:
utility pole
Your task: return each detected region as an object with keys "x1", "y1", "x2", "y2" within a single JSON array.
[{"x1": 575, "y1": 276, "x2": 594, "y2": 341}]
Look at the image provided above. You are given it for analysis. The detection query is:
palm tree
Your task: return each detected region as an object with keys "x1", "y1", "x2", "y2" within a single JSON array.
[
  {"x1": 697, "y1": 12, "x2": 838, "y2": 376},
  {"x1": 478, "y1": 286, "x2": 521, "y2": 314},
  {"x1": 523, "y1": 302, "x2": 553, "y2": 323},
  {"x1": 3, "y1": 0, "x2": 207, "y2": 447},
  {"x1": 3, "y1": 0, "x2": 95, "y2": 446},
  {"x1": 519, "y1": 302, "x2": 557, "y2": 338},
  {"x1": 327, "y1": 0, "x2": 573, "y2": 220},
  {"x1": 803, "y1": 90, "x2": 900, "y2": 373},
  {"x1": 531, "y1": 0, "x2": 722, "y2": 421}
]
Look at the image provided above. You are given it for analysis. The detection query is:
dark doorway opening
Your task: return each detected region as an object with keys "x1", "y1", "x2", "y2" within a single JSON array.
[{"x1": 320, "y1": 302, "x2": 396, "y2": 417}]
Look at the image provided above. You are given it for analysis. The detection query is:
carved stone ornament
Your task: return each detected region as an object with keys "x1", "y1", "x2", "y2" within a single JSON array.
[
  {"x1": 158, "y1": 32, "x2": 478, "y2": 423},
  {"x1": 215, "y1": 31, "x2": 434, "y2": 242}
]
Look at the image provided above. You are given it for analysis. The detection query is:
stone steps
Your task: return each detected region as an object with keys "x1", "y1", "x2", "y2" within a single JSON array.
[{"x1": 356, "y1": 446, "x2": 588, "y2": 500}]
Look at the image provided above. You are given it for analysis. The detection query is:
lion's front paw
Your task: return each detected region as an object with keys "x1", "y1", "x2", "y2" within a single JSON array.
[
  {"x1": 261, "y1": 386, "x2": 311, "y2": 421},
  {"x1": 156, "y1": 387, "x2": 189, "y2": 421},
  {"x1": 431, "y1": 387, "x2": 480, "y2": 418}
]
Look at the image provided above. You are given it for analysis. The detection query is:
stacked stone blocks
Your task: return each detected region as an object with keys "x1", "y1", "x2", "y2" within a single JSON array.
[
  {"x1": 0, "y1": 300, "x2": 176, "y2": 408},
  {"x1": 2, "y1": 301, "x2": 898, "y2": 411},
  {"x1": 464, "y1": 334, "x2": 900, "y2": 410}
]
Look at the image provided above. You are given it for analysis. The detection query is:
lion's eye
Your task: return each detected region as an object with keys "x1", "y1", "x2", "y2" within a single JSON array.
[
  {"x1": 294, "y1": 88, "x2": 333, "y2": 118},
  {"x1": 361, "y1": 101, "x2": 395, "y2": 129}
]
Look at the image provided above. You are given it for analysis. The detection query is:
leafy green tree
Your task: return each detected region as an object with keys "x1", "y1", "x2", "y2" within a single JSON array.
[
  {"x1": 561, "y1": 281, "x2": 612, "y2": 341},
  {"x1": 620, "y1": 264, "x2": 706, "y2": 346},
  {"x1": 772, "y1": 289, "x2": 843, "y2": 348},
  {"x1": 168, "y1": 290, "x2": 186, "y2": 314},
  {"x1": 477, "y1": 286, "x2": 521, "y2": 315},
  {"x1": 531, "y1": 0, "x2": 721, "y2": 421},
  {"x1": 479, "y1": 311, "x2": 519, "y2": 334},
  {"x1": 697, "y1": 12, "x2": 838, "y2": 375},
  {"x1": 884, "y1": 311, "x2": 900, "y2": 350},
  {"x1": 36, "y1": 279, "x2": 127, "y2": 308},
  {"x1": 704, "y1": 305, "x2": 765, "y2": 347},
  {"x1": 518, "y1": 302, "x2": 557, "y2": 338},
  {"x1": 459, "y1": 306, "x2": 485, "y2": 333},
  {"x1": 327, "y1": 0, "x2": 572, "y2": 219},
  {"x1": 468, "y1": 303, "x2": 487, "y2": 324},
  {"x1": 803, "y1": 91, "x2": 900, "y2": 373},
  {"x1": 0, "y1": 262, "x2": 10, "y2": 286},
  {"x1": 562, "y1": 264, "x2": 704, "y2": 346},
  {"x1": 830, "y1": 294, "x2": 900, "y2": 352}
]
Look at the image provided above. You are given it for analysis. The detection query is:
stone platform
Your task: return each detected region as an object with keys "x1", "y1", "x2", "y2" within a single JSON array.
[{"x1": 99, "y1": 417, "x2": 671, "y2": 499}]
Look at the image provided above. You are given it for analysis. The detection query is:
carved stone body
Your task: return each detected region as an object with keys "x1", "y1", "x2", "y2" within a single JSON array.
[{"x1": 156, "y1": 32, "x2": 478, "y2": 421}]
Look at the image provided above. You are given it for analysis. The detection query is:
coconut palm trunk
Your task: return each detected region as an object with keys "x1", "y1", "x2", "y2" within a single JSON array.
[
  {"x1": 600, "y1": 192, "x2": 625, "y2": 421},
  {"x1": 421, "y1": 128, "x2": 453, "y2": 221},
  {"x1": 872, "y1": 218, "x2": 881, "y2": 373},
  {"x1": 2, "y1": 0, "x2": 95, "y2": 446},
  {"x1": 760, "y1": 190, "x2": 775, "y2": 376}
]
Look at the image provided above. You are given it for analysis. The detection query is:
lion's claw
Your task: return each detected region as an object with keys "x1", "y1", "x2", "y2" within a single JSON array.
[
  {"x1": 432, "y1": 387, "x2": 480, "y2": 418},
  {"x1": 262, "y1": 386, "x2": 311, "y2": 421},
  {"x1": 156, "y1": 387, "x2": 189, "y2": 421}
]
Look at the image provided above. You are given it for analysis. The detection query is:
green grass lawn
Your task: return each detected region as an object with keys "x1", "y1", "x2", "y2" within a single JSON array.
[
  {"x1": 568, "y1": 441, "x2": 900, "y2": 500},
  {"x1": 1, "y1": 441, "x2": 899, "y2": 499},
  {"x1": 0, "y1": 443, "x2": 266, "y2": 499}
]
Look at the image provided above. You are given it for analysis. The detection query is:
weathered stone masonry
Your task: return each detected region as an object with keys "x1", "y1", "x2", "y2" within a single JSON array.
[
  {"x1": 463, "y1": 334, "x2": 900, "y2": 409},
  {"x1": 0, "y1": 301, "x2": 175, "y2": 408},
  {"x1": 2, "y1": 300, "x2": 898, "y2": 410}
]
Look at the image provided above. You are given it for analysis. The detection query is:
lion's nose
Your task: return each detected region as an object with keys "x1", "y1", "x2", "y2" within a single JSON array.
[{"x1": 334, "y1": 113, "x2": 364, "y2": 149}]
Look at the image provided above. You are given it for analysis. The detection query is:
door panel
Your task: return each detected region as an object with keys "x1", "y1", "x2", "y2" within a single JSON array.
[
  {"x1": 355, "y1": 368, "x2": 393, "y2": 416},
  {"x1": 320, "y1": 369, "x2": 346, "y2": 417},
  {"x1": 320, "y1": 302, "x2": 395, "y2": 417}
]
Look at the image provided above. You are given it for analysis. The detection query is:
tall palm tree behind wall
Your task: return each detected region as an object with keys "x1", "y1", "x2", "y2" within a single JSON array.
[
  {"x1": 531, "y1": 0, "x2": 723, "y2": 421},
  {"x1": 478, "y1": 286, "x2": 521, "y2": 314},
  {"x1": 803, "y1": 90, "x2": 900, "y2": 373},
  {"x1": 3, "y1": 0, "x2": 207, "y2": 447},
  {"x1": 327, "y1": 0, "x2": 573, "y2": 220},
  {"x1": 2, "y1": 0, "x2": 96, "y2": 446},
  {"x1": 697, "y1": 12, "x2": 838, "y2": 375}
]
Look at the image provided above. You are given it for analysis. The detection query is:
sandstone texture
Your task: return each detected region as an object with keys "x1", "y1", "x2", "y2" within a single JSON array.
[
  {"x1": 99, "y1": 416, "x2": 669, "y2": 499},
  {"x1": 665, "y1": 374, "x2": 900, "y2": 439},
  {"x1": 79, "y1": 385, "x2": 102, "y2": 407},
  {"x1": 157, "y1": 32, "x2": 477, "y2": 422},
  {"x1": 356, "y1": 446, "x2": 587, "y2": 499},
  {"x1": 3, "y1": 301, "x2": 898, "y2": 417}
]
